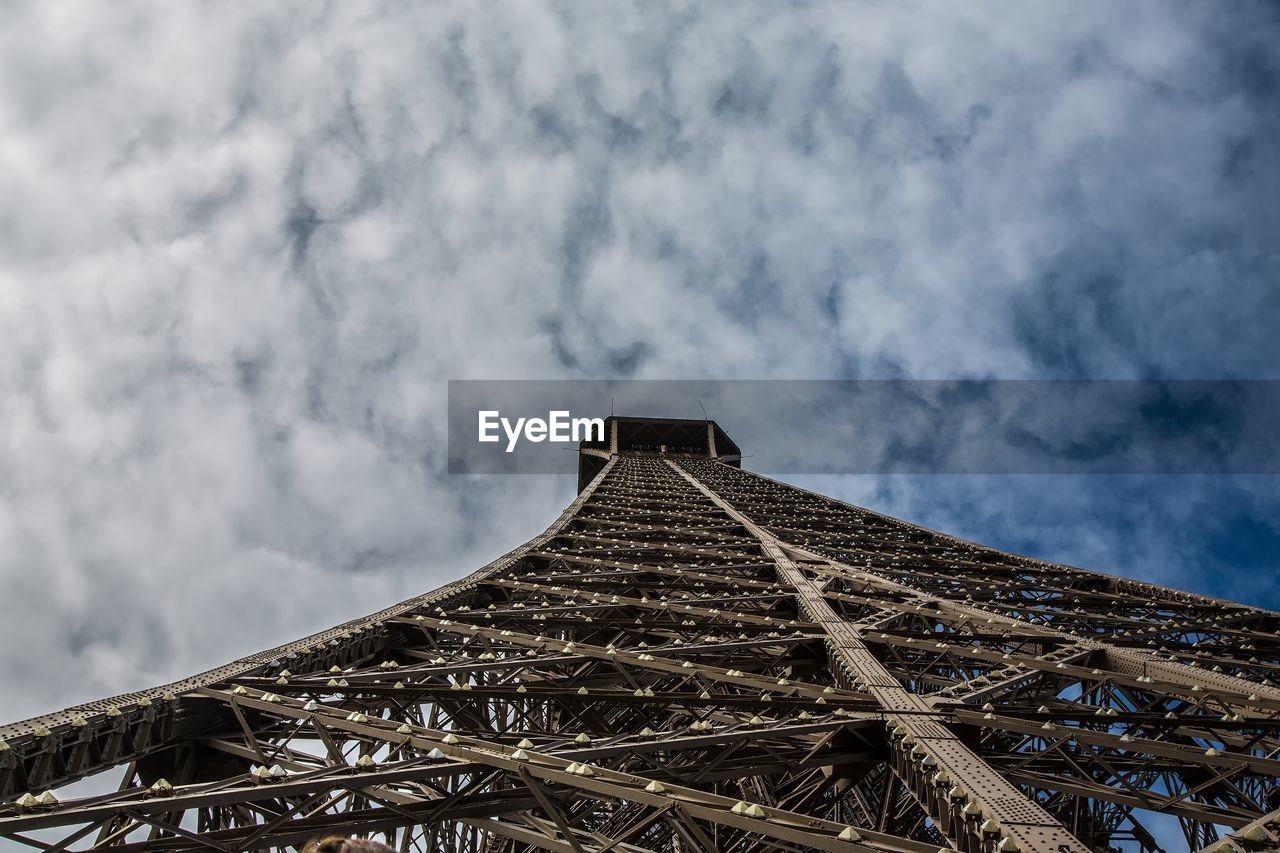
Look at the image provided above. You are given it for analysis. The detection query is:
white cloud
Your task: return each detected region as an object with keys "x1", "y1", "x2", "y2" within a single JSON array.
[{"x1": 1, "y1": 0, "x2": 1277, "y2": 722}]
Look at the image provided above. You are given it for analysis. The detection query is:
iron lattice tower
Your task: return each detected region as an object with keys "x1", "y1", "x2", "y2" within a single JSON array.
[{"x1": 2, "y1": 417, "x2": 1279, "y2": 853}]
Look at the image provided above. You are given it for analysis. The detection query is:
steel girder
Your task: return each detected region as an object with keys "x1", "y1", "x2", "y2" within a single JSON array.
[{"x1": 1, "y1": 445, "x2": 1278, "y2": 853}]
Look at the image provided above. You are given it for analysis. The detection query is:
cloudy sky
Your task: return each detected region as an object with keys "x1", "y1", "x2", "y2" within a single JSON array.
[{"x1": 1, "y1": 1, "x2": 1278, "y2": 723}]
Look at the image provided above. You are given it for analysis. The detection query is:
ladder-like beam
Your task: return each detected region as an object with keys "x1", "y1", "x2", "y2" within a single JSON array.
[{"x1": 670, "y1": 458, "x2": 1090, "y2": 853}]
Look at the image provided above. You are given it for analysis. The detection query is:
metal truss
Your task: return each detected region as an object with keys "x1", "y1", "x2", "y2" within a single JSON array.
[{"x1": 2, "y1": 417, "x2": 1278, "y2": 853}]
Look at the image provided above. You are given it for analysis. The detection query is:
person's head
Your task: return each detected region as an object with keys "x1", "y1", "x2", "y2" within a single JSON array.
[{"x1": 300, "y1": 837, "x2": 394, "y2": 853}]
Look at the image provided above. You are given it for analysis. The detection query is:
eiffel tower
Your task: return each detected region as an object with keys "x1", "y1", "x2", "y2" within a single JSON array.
[{"x1": 2, "y1": 416, "x2": 1279, "y2": 853}]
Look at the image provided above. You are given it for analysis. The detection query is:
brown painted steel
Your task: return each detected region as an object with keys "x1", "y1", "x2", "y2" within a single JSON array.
[{"x1": 1, "y1": 418, "x2": 1277, "y2": 852}]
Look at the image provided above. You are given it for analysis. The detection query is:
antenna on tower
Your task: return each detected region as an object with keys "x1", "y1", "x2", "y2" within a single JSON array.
[{"x1": 697, "y1": 399, "x2": 708, "y2": 422}]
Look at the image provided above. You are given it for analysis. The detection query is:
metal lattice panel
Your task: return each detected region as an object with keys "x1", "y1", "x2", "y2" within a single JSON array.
[{"x1": 1, "y1": 417, "x2": 1277, "y2": 852}]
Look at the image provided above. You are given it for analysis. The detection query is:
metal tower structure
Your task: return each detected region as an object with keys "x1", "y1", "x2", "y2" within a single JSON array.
[{"x1": 2, "y1": 416, "x2": 1279, "y2": 853}]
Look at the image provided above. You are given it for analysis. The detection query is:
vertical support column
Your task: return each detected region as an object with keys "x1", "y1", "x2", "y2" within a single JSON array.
[{"x1": 669, "y1": 459, "x2": 1090, "y2": 853}]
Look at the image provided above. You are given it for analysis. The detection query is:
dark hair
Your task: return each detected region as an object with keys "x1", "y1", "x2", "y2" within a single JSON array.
[{"x1": 300, "y1": 837, "x2": 394, "y2": 853}]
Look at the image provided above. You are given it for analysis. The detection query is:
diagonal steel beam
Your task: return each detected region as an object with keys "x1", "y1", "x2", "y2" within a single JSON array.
[{"x1": 669, "y1": 458, "x2": 1090, "y2": 853}]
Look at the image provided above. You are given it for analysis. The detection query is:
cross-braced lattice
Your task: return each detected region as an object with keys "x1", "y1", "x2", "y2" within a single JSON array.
[{"x1": 2, "y1": 417, "x2": 1278, "y2": 852}]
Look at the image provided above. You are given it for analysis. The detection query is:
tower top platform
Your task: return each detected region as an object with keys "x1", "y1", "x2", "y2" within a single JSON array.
[{"x1": 577, "y1": 415, "x2": 741, "y2": 490}]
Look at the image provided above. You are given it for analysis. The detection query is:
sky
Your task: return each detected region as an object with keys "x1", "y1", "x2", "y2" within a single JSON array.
[{"x1": 0, "y1": 0, "x2": 1278, "y2": 725}]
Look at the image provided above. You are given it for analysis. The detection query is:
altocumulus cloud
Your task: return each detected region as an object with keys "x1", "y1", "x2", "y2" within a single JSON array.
[{"x1": 0, "y1": 1, "x2": 1278, "y2": 721}]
